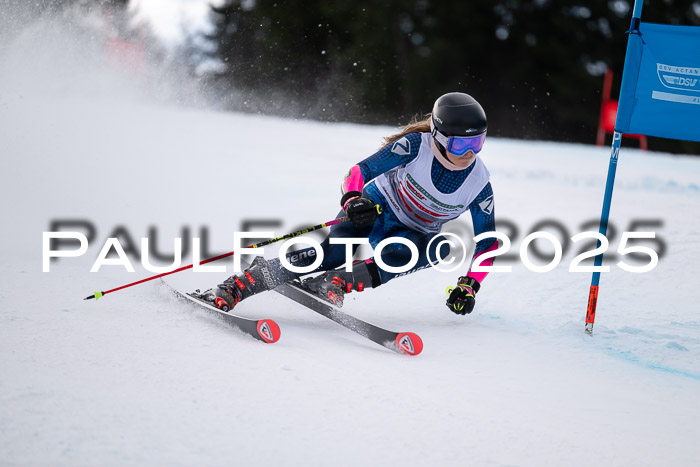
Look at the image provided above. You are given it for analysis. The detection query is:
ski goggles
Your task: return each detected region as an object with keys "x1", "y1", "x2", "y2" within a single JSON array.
[{"x1": 430, "y1": 120, "x2": 486, "y2": 156}]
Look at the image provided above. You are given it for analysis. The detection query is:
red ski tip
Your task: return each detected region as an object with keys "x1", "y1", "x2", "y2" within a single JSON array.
[
  {"x1": 395, "y1": 332, "x2": 423, "y2": 356},
  {"x1": 257, "y1": 319, "x2": 281, "y2": 344}
]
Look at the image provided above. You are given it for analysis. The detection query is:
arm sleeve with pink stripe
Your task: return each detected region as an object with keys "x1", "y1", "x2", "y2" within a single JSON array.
[
  {"x1": 341, "y1": 165, "x2": 365, "y2": 195},
  {"x1": 341, "y1": 133, "x2": 421, "y2": 203},
  {"x1": 466, "y1": 241, "x2": 497, "y2": 283},
  {"x1": 347, "y1": 133, "x2": 422, "y2": 184},
  {"x1": 466, "y1": 182, "x2": 496, "y2": 284}
]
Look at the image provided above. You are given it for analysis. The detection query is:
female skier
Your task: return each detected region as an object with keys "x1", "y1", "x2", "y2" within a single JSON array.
[{"x1": 207, "y1": 92, "x2": 498, "y2": 315}]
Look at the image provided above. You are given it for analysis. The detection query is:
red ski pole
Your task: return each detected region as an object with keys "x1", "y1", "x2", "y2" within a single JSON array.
[{"x1": 83, "y1": 216, "x2": 349, "y2": 300}]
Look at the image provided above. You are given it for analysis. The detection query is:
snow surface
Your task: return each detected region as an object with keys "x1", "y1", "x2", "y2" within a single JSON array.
[{"x1": 1, "y1": 14, "x2": 700, "y2": 467}]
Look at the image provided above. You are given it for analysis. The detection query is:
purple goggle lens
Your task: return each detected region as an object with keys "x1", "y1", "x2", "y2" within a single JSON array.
[
  {"x1": 446, "y1": 133, "x2": 486, "y2": 155},
  {"x1": 431, "y1": 120, "x2": 486, "y2": 156}
]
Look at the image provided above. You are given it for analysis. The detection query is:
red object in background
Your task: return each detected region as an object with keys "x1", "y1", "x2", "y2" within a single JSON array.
[
  {"x1": 106, "y1": 37, "x2": 145, "y2": 74},
  {"x1": 596, "y1": 69, "x2": 647, "y2": 150}
]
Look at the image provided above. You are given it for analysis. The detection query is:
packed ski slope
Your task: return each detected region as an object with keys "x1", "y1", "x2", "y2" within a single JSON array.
[{"x1": 2, "y1": 20, "x2": 700, "y2": 467}]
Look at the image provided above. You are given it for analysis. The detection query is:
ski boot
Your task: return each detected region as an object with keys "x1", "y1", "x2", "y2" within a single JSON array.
[
  {"x1": 302, "y1": 260, "x2": 381, "y2": 307},
  {"x1": 206, "y1": 257, "x2": 280, "y2": 312}
]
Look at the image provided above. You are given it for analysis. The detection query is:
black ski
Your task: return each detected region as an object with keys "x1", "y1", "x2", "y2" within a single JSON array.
[
  {"x1": 162, "y1": 282, "x2": 280, "y2": 344},
  {"x1": 274, "y1": 281, "x2": 423, "y2": 356}
]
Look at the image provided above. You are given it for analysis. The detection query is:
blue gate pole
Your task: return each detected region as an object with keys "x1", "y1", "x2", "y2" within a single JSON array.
[
  {"x1": 585, "y1": 0, "x2": 644, "y2": 335},
  {"x1": 585, "y1": 132, "x2": 622, "y2": 334}
]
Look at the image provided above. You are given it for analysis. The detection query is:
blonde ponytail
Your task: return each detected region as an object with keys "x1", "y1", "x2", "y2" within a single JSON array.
[{"x1": 380, "y1": 114, "x2": 432, "y2": 150}]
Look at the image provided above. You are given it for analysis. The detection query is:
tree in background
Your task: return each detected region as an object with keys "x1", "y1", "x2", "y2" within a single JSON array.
[{"x1": 194, "y1": 0, "x2": 699, "y2": 154}]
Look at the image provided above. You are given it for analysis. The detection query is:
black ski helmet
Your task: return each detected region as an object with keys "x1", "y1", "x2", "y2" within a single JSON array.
[{"x1": 431, "y1": 92, "x2": 487, "y2": 138}]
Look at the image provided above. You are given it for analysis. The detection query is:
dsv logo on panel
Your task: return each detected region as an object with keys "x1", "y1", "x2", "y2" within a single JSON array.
[{"x1": 657, "y1": 63, "x2": 700, "y2": 91}]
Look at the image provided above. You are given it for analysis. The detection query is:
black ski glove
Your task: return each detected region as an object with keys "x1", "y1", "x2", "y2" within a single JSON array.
[
  {"x1": 446, "y1": 276, "x2": 480, "y2": 315},
  {"x1": 341, "y1": 191, "x2": 379, "y2": 228}
]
